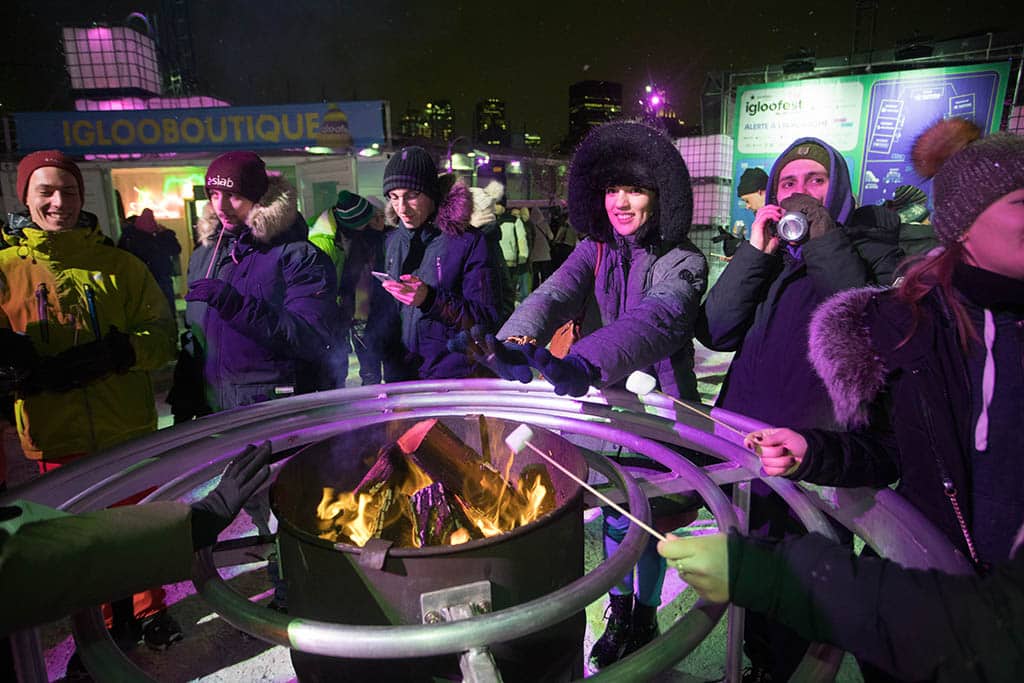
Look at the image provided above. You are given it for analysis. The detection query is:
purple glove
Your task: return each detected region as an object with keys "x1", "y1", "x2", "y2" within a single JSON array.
[
  {"x1": 524, "y1": 347, "x2": 597, "y2": 397},
  {"x1": 185, "y1": 278, "x2": 244, "y2": 318}
]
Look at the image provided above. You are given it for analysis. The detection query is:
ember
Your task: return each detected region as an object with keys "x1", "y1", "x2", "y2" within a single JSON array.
[{"x1": 316, "y1": 419, "x2": 556, "y2": 548}]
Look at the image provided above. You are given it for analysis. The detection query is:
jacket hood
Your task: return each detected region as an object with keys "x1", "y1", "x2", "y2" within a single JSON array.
[
  {"x1": 767, "y1": 137, "x2": 856, "y2": 225},
  {"x1": 383, "y1": 175, "x2": 472, "y2": 236},
  {"x1": 568, "y1": 121, "x2": 693, "y2": 246},
  {"x1": 4, "y1": 210, "x2": 105, "y2": 247},
  {"x1": 807, "y1": 286, "x2": 887, "y2": 428},
  {"x1": 197, "y1": 173, "x2": 300, "y2": 246}
]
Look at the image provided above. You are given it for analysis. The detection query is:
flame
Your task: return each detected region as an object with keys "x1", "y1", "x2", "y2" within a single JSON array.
[{"x1": 315, "y1": 444, "x2": 557, "y2": 548}]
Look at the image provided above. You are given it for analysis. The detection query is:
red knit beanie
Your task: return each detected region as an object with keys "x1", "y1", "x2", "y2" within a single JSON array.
[
  {"x1": 205, "y1": 151, "x2": 269, "y2": 203},
  {"x1": 16, "y1": 150, "x2": 85, "y2": 203}
]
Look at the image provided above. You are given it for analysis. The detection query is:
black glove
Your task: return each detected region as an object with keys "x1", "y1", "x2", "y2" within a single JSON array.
[
  {"x1": 30, "y1": 326, "x2": 136, "y2": 393},
  {"x1": 447, "y1": 326, "x2": 533, "y2": 382},
  {"x1": 524, "y1": 347, "x2": 597, "y2": 397},
  {"x1": 185, "y1": 278, "x2": 244, "y2": 318},
  {"x1": 190, "y1": 441, "x2": 272, "y2": 549},
  {"x1": 0, "y1": 329, "x2": 39, "y2": 394},
  {"x1": 780, "y1": 193, "x2": 836, "y2": 241}
]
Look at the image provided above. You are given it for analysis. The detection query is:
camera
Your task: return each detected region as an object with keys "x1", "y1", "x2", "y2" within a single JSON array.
[{"x1": 771, "y1": 211, "x2": 809, "y2": 243}]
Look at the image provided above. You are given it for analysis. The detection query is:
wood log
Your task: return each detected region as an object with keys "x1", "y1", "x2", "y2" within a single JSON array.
[{"x1": 397, "y1": 419, "x2": 529, "y2": 513}]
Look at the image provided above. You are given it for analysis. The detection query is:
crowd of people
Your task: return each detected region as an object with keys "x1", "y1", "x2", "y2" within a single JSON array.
[{"x1": 0, "y1": 115, "x2": 1021, "y2": 682}]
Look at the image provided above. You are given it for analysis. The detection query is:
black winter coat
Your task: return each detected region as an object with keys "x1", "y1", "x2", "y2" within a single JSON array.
[
  {"x1": 698, "y1": 226, "x2": 901, "y2": 430},
  {"x1": 797, "y1": 284, "x2": 1023, "y2": 566},
  {"x1": 729, "y1": 530, "x2": 1024, "y2": 683}
]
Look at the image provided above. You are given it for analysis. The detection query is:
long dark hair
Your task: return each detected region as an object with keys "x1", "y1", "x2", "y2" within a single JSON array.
[{"x1": 895, "y1": 242, "x2": 977, "y2": 350}]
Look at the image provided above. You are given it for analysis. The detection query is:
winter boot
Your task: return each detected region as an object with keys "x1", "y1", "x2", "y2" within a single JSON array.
[
  {"x1": 623, "y1": 599, "x2": 660, "y2": 656},
  {"x1": 587, "y1": 592, "x2": 633, "y2": 671}
]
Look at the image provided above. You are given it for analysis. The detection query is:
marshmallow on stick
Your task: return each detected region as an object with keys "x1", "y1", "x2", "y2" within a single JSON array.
[
  {"x1": 625, "y1": 371, "x2": 747, "y2": 438},
  {"x1": 505, "y1": 424, "x2": 666, "y2": 542}
]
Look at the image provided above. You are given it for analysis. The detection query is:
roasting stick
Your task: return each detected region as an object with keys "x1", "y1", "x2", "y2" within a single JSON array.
[
  {"x1": 505, "y1": 424, "x2": 667, "y2": 542},
  {"x1": 625, "y1": 371, "x2": 749, "y2": 440}
]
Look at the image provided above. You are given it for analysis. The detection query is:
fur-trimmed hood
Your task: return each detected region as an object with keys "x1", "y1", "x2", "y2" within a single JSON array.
[
  {"x1": 808, "y1": 287, "x2": 887, "y2": 428},
  {"x1": 196, "y1": 173, "x2": 300, "y2": 246},
  {"x1": 568, "y1": 121, "x2": 692, "y2": 246},
  {"x1": 383, "y1": 175, "x2": 472, "y2": 236}
]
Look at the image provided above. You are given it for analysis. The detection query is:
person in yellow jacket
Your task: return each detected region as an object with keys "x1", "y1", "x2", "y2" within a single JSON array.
[
  {"x1": 0, "y1": 150, "x2": 176, "y2": 464},
  {"x1": 0, "y1": 150, "x2": 178, "y2": 651}
]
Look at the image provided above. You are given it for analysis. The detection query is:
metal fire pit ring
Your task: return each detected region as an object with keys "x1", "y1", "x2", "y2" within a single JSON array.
[{"x1": 3, "y1": 379, "x2": 970, "y2": 682}]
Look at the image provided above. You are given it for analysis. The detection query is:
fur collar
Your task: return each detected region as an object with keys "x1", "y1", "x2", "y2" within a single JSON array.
[
  {"x1": 383, "y1": 177, "x2": 471, "y2": 236},
  {"x1": 807, "y1": 286, "x2": 888, "y2": 428},
  {"x1": 197, "y1": 173, "x2": 299, "y2": 246}
]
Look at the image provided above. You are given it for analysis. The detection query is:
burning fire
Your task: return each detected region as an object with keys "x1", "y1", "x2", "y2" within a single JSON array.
[{"x1": 315, "y1": 421, "x2": 556, "y2": 548}]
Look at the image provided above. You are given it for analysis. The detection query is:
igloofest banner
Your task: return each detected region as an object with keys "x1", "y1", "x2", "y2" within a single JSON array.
[
  {"x1": 730, "y1": 62, "x2": 1010, "y2": 230},
  {"x1": 14, "y1": 100, "x2": 387, "y2": 154}
]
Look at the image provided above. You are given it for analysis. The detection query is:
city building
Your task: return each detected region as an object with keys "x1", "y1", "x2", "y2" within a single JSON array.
[
  {"x1": 425, "y1": 100, "x2": 455, "y2": 143},
  {"x1": 566, "y1": 80, "x2": 623, "y2": 148},
  {"x1": 474, "y1": 98, "x2": 510, "y2": 147}
]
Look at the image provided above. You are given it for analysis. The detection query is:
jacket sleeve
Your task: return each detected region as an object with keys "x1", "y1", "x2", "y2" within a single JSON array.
[
  {"x1": 421, "y1": 232, "x2": 501, "y2": 333},
  {"x1": 697, "y1": 240, "x2": 781, "y2": 351},
  {"x1": 216, "y1": 243, "x2": 339, "y2": 363},
  {"x1": 803, "y1": 227, "x2": 880, "y2": 297},
  {"x1": 0, "y1": 501, "x2": 194, "y2": 635},
  {"x1": 515, "y1": 220, "x2": 530, "y2": 265},
  {"x1": 790, "y1": 424, "x2": 900, "y2": 487},
  {"x1": 729, "y1": 531, "x2": 1024, "y2": 683},
  {"x1": 573, "y1": 249, "x2": 708, "y2": 387},
  {"x1": 122, "y1": 259, "x2": 178, "y2": 370},
  {"x1": 496, "y1": 240, "x2": 595, "y2": 341}
]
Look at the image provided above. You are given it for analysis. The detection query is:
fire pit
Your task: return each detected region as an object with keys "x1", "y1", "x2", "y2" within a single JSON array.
[{"x1": 271, "y1": 415, "x2": 588, "y2": 682}]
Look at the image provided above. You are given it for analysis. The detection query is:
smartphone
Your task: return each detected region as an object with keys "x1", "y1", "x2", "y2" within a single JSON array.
[{"x1": 371, "y1": 271, "x2": 394, "y2": 282}]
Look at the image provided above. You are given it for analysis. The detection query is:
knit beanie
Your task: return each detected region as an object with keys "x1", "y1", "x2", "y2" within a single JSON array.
[
  {"x1": 736, "y1": 167, "x2": 768, "y2": 197},
  {"x1": 332, "y1": 190, "x2": 373, "y2": 229},
  {"x1": 17, "y1": 150, "x2": 85, "y2": 203},
  {"x1": 772, "y1": 142, "x2": 831, "y2": 193},
  {"x1": 382, "y1": 147, "x2": 441, "y2": 203},
  {"x1": 468, "y1": 180, "x2": 504, "y2": 227},
  {"x1": 205, "y1": 151, "x2": 269, "y2": 203},
  {"x1": 884, "y1": 184, "x2": 930, "y2": 223},
  {"x1": 912, "y1": 118, "x2": 1024, "y2": 245}
]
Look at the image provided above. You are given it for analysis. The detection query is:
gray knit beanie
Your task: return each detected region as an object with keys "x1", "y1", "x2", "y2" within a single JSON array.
[
  {"x1": 912, "y1": 118, "x2": 1024, "y2": 245},
  {"x1": 383, "y1": 147, "x2": 441, "y2": 203}
]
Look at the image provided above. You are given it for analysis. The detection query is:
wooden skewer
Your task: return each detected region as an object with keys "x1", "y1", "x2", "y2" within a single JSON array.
[
  {"x1": 626, "y1": 371, "x2": 748, "y2": 439},
  {"x1": 506, "y1": 427, "x2": 666, "y2": 542}
]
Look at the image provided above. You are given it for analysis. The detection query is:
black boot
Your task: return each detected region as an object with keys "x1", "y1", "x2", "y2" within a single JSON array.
[
  {"x1": 623, "y1": 599, "x2": 660, "y2": 656},
  {"x1": 588, "y1": 593, "x2": 633, "y2": 671}
]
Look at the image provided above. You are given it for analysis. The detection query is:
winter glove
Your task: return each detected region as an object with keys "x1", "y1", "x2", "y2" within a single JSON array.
[
  {"x1": 524, "y1": 347, "x2": 598, "y2": 397},
  {"x1": 190, "y1": 441, "x2": 272, "y2": 549},
  {"x1": 711, "y1": 226, "x2": 742, "y2": 257},
  {"x1": 779, "y1": 193, "x2": 836, "y2": 242},
  {"x1": 0, "y1": 329, "x2": 39, "y2": 395},
  {"x1": 29, "y1": 326, "x2": 136, "y2": 393},
  {"x1": 185, "y1": 278, "x2": 244, "y2": 319},
  {"x1": 447, "y1": 326, "x2": 533, "y2": 382}
]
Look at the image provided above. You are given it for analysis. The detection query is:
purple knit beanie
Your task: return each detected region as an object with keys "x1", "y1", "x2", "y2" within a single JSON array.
[{"x1": 206, "y1": 151, "x2": 269, "y2": 203}]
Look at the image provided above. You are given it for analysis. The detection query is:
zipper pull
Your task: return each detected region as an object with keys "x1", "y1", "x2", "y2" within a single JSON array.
[
  {"x1": 436, "y1": 255, "x2": 442, "y2": 282},
  {"x1": 84, "y1": 285, "x2": 101, "y2": 340},
  {"x1": 35, "y1": 283, "x2": 49, "y2": 344}
]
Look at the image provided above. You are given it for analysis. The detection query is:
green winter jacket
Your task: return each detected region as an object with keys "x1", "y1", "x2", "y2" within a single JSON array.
[
  {"x1": 0, "y1": 500, "x2": 193, "y2": 634},
  {"x1": 0, "y1": 224, "x2": 177, "y2": 460}
]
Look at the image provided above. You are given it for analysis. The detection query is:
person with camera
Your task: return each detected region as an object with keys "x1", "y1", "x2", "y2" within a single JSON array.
[{"x1": 697, "y1": 137, "x2": 901, "y2": 682}]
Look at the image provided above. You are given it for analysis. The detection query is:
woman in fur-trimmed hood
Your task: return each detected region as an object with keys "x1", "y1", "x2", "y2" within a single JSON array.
[
  {"x1": 749, "y1": 119, "x2": 1024, "y2": 575},
  {"x1": 491, "y1": 121, "x2": 707, "y2": 671},
  {"x1": 367, "y1": 147, "x2": 501, "y2": 380},
  {"x1": 174, "y1": 151, "x2": 339, "y2": 415}
]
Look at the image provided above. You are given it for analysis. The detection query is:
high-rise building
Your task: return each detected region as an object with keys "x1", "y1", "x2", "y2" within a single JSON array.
[
  {"x1": 399, "y1": 106, "x2": 430, "y2": 139},
  {"x1": 474, "y1": 98, "x2": 510, "y2": 147},
  {"x1": 567, "y1": 80, "x2": 623, "y2": 148},
  {"x1": 425, "y1": 100, "x2": 455, "y2": 143}
]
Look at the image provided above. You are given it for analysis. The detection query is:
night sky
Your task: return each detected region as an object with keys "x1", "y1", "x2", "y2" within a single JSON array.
[{"x1": 3, "y1": 1, "x2": 1021, "y2": 148}]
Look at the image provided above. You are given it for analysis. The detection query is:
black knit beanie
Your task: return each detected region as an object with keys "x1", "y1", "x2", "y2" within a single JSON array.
[{"x1": 383, "y1": 147, "x2": 441, "y2": 203}]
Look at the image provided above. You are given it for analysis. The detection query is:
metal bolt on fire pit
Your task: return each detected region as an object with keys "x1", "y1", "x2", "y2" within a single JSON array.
[{"x1": 420, "y1": 580, "x2": 493, "y2": 625}]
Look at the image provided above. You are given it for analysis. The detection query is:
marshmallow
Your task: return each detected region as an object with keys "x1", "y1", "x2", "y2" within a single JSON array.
[
  {"x1": 625, "y1": 371, "x2": 657, "y2": 396},
  {"x1": 505, "y1": 424, "x2": 535, "y2": 454}
]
